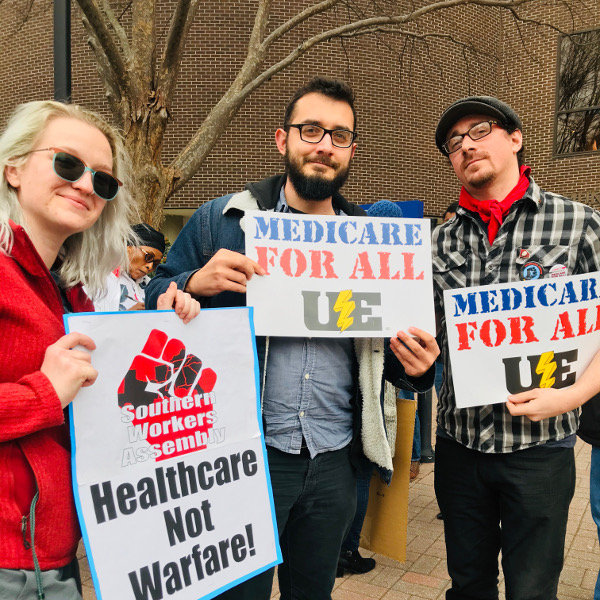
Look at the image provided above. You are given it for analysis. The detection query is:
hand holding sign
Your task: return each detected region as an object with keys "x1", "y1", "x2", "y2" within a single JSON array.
[
  {"x1": 67, "y1": 309, "x2": 280, "y2": 600},
  {"x1": 390, "y1": 327, "x2": 439, "y2": 377},
  {"x1": 444, "y1": 273, "x2": 600, "y2": 408},
  {"x1": 184, "y1": 249, "x2": 265, "y2": 297},
  {"x1": 41, "y1": 332, "x2": 98, "y2": 408},
  {"x1": 506, "y1": 388, "x2": 578, "y2": 421},
  {"x1": 156, "y1": 281, "x2": 200, "y2": 323},
  {"x1": 245, "y1": 211, "x2": 436, "y2": 337},
  {"x1": 506, "y1": 345, "x2": 600, "y2": 420}
]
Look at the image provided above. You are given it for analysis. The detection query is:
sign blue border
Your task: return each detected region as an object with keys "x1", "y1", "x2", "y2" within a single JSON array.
[{"x1": 66, "y1": 306, "x2": 281, "y2": 600}]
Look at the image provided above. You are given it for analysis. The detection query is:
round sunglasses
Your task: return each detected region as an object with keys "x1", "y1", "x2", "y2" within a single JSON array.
[
  {"x1": 140, "y1": 248, "x2": 162, "y2": 268},
  {"x1": 28, "y1": 147, "x2": 122, "y2": 201}
]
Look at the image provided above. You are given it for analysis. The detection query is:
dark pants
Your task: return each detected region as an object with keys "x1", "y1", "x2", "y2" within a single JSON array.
[
  {"x1": 434, "y1": 436, "x2": 575, "y2": 600},
  {"x1": 341, "y1": 466, "x2": 372, "y2": 552},
  {"x1": 216, "y1": 445, "x2": 357, "y2": 600}
]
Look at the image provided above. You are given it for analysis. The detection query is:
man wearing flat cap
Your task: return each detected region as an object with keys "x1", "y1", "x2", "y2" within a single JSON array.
[{"x1": 431, "y1": 96, "x2": 600, "y2": 599}]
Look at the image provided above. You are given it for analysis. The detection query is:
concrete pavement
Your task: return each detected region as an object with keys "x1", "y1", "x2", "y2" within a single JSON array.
[
  {"x1": 78, "y1": 439, "x2": 599, "y2": 600},
  {"x1": 325, "y1": 438, "x2": 598, "y2": 600}
]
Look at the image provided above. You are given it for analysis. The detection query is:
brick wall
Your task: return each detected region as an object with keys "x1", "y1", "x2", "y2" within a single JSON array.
[
  {"x1": 0, "y1": 1, "x2": 598, "y2": 220},
  {"x1": 499, "y1": 2, "x2": 600, "y2": 207}
]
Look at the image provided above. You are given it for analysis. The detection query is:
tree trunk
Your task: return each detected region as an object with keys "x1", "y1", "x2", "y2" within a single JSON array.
[{"x1": 121, "y1": 96, "x2": 174, "y2": 227}]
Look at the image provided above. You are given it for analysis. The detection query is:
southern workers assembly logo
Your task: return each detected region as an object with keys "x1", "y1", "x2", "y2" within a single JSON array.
[{"x1": 118, "y1": 329, "x2": 223, "y2": 466}]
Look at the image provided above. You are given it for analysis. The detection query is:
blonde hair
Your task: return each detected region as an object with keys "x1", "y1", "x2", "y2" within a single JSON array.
[{"x1": 0, "y1": 100, "x2": 136, "y2": 295}]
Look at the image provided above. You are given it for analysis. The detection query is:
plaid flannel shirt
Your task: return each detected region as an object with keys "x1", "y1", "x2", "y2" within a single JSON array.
[{"x1": 432, "y1": 177, "x2": 600, "y2": 453}]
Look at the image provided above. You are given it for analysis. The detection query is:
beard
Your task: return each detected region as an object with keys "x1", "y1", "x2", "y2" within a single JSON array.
[
  {"x1": 467, "y1": 172, "x2": 495, "y2": 189},
  {"x1": 460, "y1": 153, "x2": 495, "y2": 189},
  {"x1": 285, "y1": 150, "x2": 351, "y2": 201}
]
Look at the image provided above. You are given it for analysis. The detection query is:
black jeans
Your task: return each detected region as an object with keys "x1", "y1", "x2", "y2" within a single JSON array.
[
  {"x1": 341, "y1": 466, "x2": 372, "y2": 552},
  {"x1": 216, "y1": 445, "x2": 357, "y2": 600},
  {"x1": 434, "y1": 436, "x2": 575, "y2": 600}
]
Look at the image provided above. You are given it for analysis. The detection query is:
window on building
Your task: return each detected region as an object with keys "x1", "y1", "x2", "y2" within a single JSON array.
[{"x1": 555, "y1": 29, "x2": 600, "y2": 155}]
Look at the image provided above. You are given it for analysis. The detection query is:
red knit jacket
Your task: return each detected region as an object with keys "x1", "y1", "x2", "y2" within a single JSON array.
[{"x1": 0, "y1": 222, "x2": 93, "y2": 569}]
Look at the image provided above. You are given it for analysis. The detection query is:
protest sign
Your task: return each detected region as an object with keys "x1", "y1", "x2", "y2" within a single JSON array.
[
  {"x1": 245, "y1": 211, "x2": 435, "y2": 337},
  {"x1": 66, "y1": 307, "x2": 280, "y2": 600},
  {"x1": 444, "y1": 272, "x2": 600, "y2": 408}
]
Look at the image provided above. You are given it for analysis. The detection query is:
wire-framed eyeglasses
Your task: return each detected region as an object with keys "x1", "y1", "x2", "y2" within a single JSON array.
[{"x1": 443, "y1": 120, "x2": 499, "y2": 155}]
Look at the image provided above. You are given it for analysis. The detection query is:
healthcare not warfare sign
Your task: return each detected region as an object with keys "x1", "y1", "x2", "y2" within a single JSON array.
[
  {"x1": 444, "y1": 272, "x2": 600, "y2": 408},
  {"x1": 66, "y1": 308, "x2": 280, "y2": 600},
  {"x1": 245, "y1": 210, "x2": 436, "y2": 337}
]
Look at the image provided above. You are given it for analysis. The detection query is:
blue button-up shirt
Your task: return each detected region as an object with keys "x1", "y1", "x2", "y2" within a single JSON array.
[{"x1": 263, "y1": 336, "x2": 354, "y2": 457}]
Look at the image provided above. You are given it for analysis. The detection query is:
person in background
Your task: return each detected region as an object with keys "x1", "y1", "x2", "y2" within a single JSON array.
[
  {"x1": 433, "y1": 203, "x2": 457, "y2": 407},
  {"x1": 146, "y1": 78, "x2": 439, "y2": 599},
  {"x1": 442, "y1": 202, "x2": 458, "y2": 223},
  {"x1": 432, "y1": 95, "x2": 600, "y2": 599},
  {"x1": 0, "y1": 100, "x2": 198, "y2": 600},
  {"x1": 507, "y1": 354, "x2": 600, "y2": 600},
  {"x1": 93, "y1": 222, "x2": 165, "y2": 311},
  {"x1": 408, "y1": 394, "x2": 421, "y2": 479},
  {"x1": 431, "y1": 201, "x2": 459, "y2": 521},
  {"x1": 578, "y1": 397, "x2": 600, "y2": 600}
]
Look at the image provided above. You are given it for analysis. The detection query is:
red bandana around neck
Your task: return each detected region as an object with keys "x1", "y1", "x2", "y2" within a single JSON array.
[{"x1": 459, "y1": 165, "x2": 531, "y2": 244}]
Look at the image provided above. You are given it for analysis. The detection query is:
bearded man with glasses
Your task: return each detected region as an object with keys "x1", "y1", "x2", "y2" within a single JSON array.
[
  {"x1": 431, "y1": 96, "x2": 600, "y2": 600},
  {"x1": 146, "y1": 77, "x2": 439, "y2": 600}
]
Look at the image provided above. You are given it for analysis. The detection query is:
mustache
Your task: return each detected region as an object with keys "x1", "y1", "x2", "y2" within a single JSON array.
[
  {"x1": 461, "y1": 151, "x2": 489, "y2": 167},
  {"x1": 303, "y1": 155, "x2": 337, "y2": 168}
]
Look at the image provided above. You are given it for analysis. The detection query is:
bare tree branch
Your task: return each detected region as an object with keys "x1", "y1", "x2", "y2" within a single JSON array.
[
  {"x1": 128, "y1": 0, "x2": 156, "y2": 119},
  {"x1": 249, "y1": 0, "x2": 536, "y2": 101},
  {"x1": 81, "y1": 17, "x2": 126, "y2": 126},
  {"x1": 508, "y1": 6, "x2": 567, "y2": 36},
  {"x1": 247, "y1": 0, "x2": 273, "y2": 56},
  {"x1": 65, "y1": 0, "x2": 590, "y2": 221},
  {"x1": 14, "y1": 0, "x2": 34, "y2": 31},
  {"x1": 76, "y1": 0, "x2": 130, "y2": 99},
  {"x1": 169, "y1": 0, "x2": 276, "y2": 186},
  {"x1": 156, "y1": 0, "x2": 202, "y2": 111},
  {"x1": 98, "y1": 0, "x2": 130, "y2": 56},
  {"x1": 168, "y1": 0, "x2": 561, "y2": 191},
  {"x1": 230, "y1": 0, "x2": 274, "y2": 90},
  {"x1": 262, "y1": 0, "x2": 342, "y2": 50}
]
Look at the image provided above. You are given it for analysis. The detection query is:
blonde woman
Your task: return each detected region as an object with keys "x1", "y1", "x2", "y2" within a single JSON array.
[{"x1": 0, "y1": 101, "x2": 198, "y2": 599}]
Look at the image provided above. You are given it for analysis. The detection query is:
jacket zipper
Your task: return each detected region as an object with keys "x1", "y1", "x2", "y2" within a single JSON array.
[{"x1": 21, "y1": 514, "x2": 31, "y2": 549}]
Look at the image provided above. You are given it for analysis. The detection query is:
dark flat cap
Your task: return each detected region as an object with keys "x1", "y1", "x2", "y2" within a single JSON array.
[{"x1": 435, "y1": 96, "x2": 522, "y2": 155}]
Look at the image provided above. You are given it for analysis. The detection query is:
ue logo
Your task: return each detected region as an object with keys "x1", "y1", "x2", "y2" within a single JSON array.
[
  {"x1": 502, "y1": 349, "x2": 577, "y2": 394},
  {"x1": 301, "y1": 289, "x2": 382, "y2": 332}
]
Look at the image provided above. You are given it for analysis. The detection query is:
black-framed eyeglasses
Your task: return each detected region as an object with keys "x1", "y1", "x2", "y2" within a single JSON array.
[
  {"x1": 443, "y1": 120, "x2": 499, "y2": 155},
  {"x1": 288, "y1": 124, "x2": 357, "y2": 148},
  {"x1": 28, "y1": 147, "x2": 122, "y2": 200}
]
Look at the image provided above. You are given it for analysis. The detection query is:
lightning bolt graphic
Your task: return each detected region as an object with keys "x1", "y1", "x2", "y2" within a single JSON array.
[
  {"x1": 536, "y1": 351, "x2": 557, "y2": 388},
  {"x1": 333, "y1": 290, "x2": 355, "y2": 333}
]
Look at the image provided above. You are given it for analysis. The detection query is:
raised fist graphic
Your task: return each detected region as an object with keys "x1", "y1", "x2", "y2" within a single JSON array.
[{"x1": 118, "y1": 329, "x2": 216, "y2": 408}]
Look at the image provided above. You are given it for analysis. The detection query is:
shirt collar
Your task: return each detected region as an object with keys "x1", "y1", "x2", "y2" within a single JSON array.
[{"x1": 276, "y1": 186, "x2": 346, "y2": 216}]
